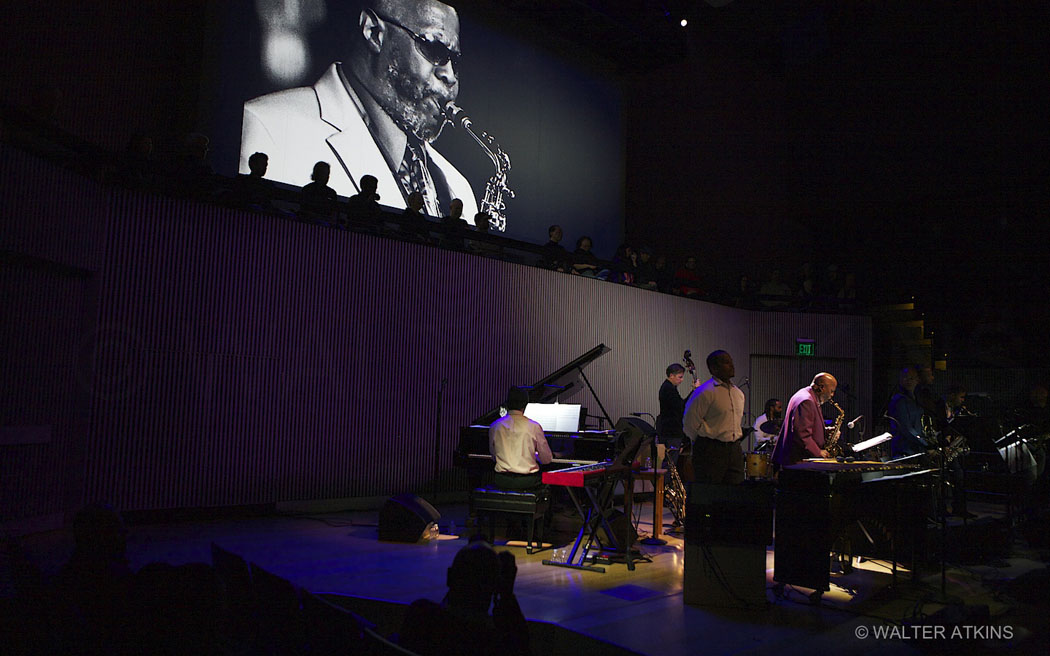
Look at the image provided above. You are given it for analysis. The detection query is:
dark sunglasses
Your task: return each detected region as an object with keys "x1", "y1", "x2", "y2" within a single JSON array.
[{"x1": 372, "y1": 10, "x2": 461, "y2": 69}]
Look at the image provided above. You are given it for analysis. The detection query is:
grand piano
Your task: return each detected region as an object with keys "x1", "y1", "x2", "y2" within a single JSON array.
[{"x1": 454, "y1": 344, "x2": 618, "y2": 481}]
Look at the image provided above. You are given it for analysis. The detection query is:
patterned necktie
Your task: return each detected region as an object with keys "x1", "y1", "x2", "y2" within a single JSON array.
[{"x1": 397, "y1": 143, "x2": 428, "y2": 201}]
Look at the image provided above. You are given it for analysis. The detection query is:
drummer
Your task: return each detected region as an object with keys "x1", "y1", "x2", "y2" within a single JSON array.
[{"x1": 752, "y1": 398, "x2": 783, "y2": 449}]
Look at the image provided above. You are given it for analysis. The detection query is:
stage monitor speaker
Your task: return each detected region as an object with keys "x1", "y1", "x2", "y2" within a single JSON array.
[
  {"x1": 683, "y1": 542, "x2": 767, "y2": 608},
  {"x1": 683, "y1": 482, "x2": 772, "y2": 608},
  {"x1": 378, "y1": 494, "x2": 441, "y2": 543},
  {"x1": 687, "y1": 481, "x2": 774, "y2": 546}
]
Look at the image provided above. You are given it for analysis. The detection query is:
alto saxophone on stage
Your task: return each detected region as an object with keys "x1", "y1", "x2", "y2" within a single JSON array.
[
  {"x1": 825, "y1": 400, "x2": 846, "y2": 457},
  {"x1": 445, "y1": 103, "x2": 514, "y2": 232}
]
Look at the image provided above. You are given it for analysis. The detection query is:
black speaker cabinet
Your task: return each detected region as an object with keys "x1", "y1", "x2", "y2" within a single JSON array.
[
  {"x1": 684, "y1": 482, "x2": 773, "y2": 608},
  {"x1": 378, "y1": 494, "x2": 441, "y2": 543}
]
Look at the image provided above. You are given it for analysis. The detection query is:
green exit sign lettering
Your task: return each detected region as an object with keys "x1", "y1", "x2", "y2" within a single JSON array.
[{"x1": 796, "y1": 339, "x2": 815, "y2": 357}]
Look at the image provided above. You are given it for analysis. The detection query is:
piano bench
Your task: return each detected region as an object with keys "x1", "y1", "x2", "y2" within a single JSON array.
[{"x1": 471, "y1": 487, "x2": 550, "y2": 554}]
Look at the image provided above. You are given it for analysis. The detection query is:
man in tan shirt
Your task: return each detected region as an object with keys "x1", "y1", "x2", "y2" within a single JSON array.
[
  {"x1": 683, "y1": 350, "x2": 746, "y2": 484},
  {"x1": 489, "y1": 387, "x2": 553, "y2": 489}
]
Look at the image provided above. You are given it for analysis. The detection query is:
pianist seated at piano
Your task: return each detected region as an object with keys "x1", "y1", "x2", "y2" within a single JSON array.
[{"x1": 489, "y1": 387, "x2": 554, "y2": 490}]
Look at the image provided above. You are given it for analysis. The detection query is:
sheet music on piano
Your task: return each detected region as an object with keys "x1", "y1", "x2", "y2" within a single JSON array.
[
  {"x1": 455, "y1": 344, "x2": 618, "y2": 474},
  {"x1": 524, "y1": 403, "x2": 584, "y2": 433}
]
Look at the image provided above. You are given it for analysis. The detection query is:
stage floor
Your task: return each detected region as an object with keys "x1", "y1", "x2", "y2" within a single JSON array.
[{"x1": 11, "y1": 498, "x2": 1046, "y2": 655}]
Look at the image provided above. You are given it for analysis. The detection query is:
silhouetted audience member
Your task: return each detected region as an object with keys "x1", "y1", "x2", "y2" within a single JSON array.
[
  {"x1": 171, "y1": 132, "x2": 218, "y2": 199},
  {"x1": 836, "y1": 271, "x2": 856, "y2": 307},
  {"x1": 114, "y1": 133, "x2": 157, "y2": 189},
  {"x1": 398, "y1": 540, "x2": 529, "y2": 656},
  {"x1": 572, "y1": 236, "x2": 602, "y2": 277},
  {"x1": 633, "y1": 247, "x2": 658, "y2": 290},
  {"x1": 823, "y1": 264, "x2": 843, "y2": 299},
  {"x1": 300, "y1": 161, "x2": 339, "y2": 223},
  {"x1": 611, "y1": 243, "x2": 638, "y2": 284},
  {"x1": 438, "y1": 198, "x2": 470, "y2": 249},
  {"x1": 52, "y1": 502, "x2": 134, "y2": 653},
  {"x1": 128, "y1": 562, "x2": 230, "y2": 656},
  {"x1": 734, "y1": 274, "x2": 757, "y2": 309},
  {"x1": 346, "y1": 174, "x2": 382, "y2": 226},
  {"x1": 230, "y1": 151, "x2": 278, "y2": 212},
  {"x1": 400, "y1": 190, "x2": 433, "y2": 241},
  {"x1": 1, "y1": 537, "x2": 53, "y2": 653},
  {"x1": 673, "y1": 256, "x2": 703, "y2": 297},
  {"x1": 652, "y1": 254, "x2": 673, "y2": 293},
  {"x1": 796, "y1": 262, "x2": 818, "y2": 309},
  {"x1": 441, "y1": 198, "x2": 468, "y2": 228},
  {"x1": 759, "y1": 269, "x2": 792, "y2": 307},
  {"x1": 469, "y1": 212, "x2": 502, "y2": 258},
  {"x1": 540, "y1": 225, "x2": 569, "y2": 272}
]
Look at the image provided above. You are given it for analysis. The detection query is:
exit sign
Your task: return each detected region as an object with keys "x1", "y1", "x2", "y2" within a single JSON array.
[{"x1": 796, "y1": 339, "x2": 815, "y2": 356}]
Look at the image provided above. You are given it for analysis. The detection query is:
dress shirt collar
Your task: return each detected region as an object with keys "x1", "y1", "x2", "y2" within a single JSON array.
[{"x1": 337, "y1": 63, "x2": 415, "y2": 179}]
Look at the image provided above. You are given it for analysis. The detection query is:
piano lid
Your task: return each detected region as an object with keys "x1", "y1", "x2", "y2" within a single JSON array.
[{"x1": 470, "y1": 343, "x2": 612, "y2": 425}]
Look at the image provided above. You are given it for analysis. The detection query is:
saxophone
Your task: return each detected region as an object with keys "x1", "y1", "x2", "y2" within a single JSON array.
[
  {"x1": 824, "y1": 400, "x2": 846, "y2": 457},
  {"x1": 444, "y1": 103, "x2": 515, "y2": 232},
  {"x1": 664, "y1": 448, "x2": 687, "y2": 527},
  {"x1": 943, "y1": 435, "x2": 969, "y2": 462}
]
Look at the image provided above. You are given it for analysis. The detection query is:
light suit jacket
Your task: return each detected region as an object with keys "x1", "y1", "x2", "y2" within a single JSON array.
[{"x1": 239, "y1": 63, "x2": 477, "y2": 216}]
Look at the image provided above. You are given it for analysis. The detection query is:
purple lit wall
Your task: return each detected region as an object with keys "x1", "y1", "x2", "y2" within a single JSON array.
[{"x1": 1, "y1": 146, "x2": 870, "y2": 519}]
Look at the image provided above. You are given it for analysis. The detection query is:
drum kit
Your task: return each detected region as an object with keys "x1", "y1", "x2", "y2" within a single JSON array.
[{"x1": 745, "y1": 420, "x2": 780, "y2": 479}]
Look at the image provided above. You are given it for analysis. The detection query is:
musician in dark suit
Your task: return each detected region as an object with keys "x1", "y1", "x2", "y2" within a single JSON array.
[
  {"x1": 657, "y1": 363, "x2": 700, "y2": 468},
  {"x1": 887, "y1": 366, "x2": 927, "y2": 458},
  {"x1": 771, "y1": 373, "x2": 838, "y2": 468},
  {"x1": 488, "y1": 387, "x2": 552, "y2": 490}
]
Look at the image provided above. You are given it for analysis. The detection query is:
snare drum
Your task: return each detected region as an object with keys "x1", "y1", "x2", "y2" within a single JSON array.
[{"x1": 746, "y1": 452, "x2": 771, "y2": 479}]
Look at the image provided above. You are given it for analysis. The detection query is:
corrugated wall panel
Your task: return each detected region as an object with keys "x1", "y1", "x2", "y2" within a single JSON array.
[
  {"x1": 0, "y1": 146, "x2": 101, "y2": 523},
  {"x1": 4, "y1": 148, "x2": 871, "y2": 511},
  {"x1": 83, "y1": 194, "x2": 872, "y2": 509}
]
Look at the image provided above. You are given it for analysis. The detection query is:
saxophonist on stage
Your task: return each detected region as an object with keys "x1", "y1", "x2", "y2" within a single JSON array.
[{"x1": 771, "y1": 373, "x2": 839, "y2": 468}]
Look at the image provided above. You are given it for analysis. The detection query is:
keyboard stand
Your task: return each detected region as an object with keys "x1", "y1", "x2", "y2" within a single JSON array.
[{"x1": 542, "y1": 468, "x2": 635, "y2": 572}]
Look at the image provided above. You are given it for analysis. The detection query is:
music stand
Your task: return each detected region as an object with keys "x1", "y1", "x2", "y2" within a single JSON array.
[{"x1": 851, "y1": 432, "x2": 892, "y2": 455}]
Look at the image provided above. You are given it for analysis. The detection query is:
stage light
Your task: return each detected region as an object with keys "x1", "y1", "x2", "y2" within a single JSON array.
[{"x1": 680, "y1": 18, "x2": 688, "y2": 27}]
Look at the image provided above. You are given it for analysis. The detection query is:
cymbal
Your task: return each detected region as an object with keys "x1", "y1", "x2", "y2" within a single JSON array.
[{"x1": 760, "y1": 420, "x2": 780, "y2": 435}]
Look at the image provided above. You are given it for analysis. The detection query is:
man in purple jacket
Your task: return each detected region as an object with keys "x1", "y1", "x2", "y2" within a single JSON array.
[{"x1": 771, "y1": 373, "x2": 838, "y2": 468}]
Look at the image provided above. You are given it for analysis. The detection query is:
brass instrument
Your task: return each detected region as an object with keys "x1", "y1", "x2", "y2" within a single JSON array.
[
  {"x1": 824, "y1": 400, "x2": 846, "y2": 457},
  {"x1": 943, "y1": 435, "x2": 969, "y2": 462},
  {"x1": 444, "y1": 103, "x2": 514, "y2": 232},
  {"x1": 664, "y1": 447, "x2": 687, "y2": 527}
]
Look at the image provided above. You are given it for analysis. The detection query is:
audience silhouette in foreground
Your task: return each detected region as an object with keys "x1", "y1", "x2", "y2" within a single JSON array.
[{"x1": 398, "y1": 539, "x2": 530, "y2": 656}]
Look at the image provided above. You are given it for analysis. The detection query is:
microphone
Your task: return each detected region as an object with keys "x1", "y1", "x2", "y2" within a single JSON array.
[
  {"x1": 740, "y1": 377, "x2": 751, "y2": 387},
  {"x1": 846, "y1": 415, "x2": 863, "y2": 429}
]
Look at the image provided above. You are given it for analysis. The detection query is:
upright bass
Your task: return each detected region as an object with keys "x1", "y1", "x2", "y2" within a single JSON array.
[{"x1": 664, "y1": 349, "x2": 696, "y2": 527}]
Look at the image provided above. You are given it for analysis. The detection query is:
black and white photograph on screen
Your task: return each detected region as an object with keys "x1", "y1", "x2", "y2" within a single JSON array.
[
  {"x1": 204, "y1": 0, "x2": 625, "y2": 252},
  {"x1": 240, "y1": 0, "x2": 479, "y2": 221}
]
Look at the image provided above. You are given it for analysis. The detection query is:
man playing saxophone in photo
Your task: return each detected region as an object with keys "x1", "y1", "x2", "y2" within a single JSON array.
[
  {"x1": 771, "y1": 373, "x2": 838, "y2": 468},
  {"x1": 240, "y1": 0, "x2": 477, "y2": 218}
]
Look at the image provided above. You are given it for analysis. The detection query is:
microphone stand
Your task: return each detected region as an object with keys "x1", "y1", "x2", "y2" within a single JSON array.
[
  {"x1": 937, "y1": 432, "x2": 949, "y2": 597},
  {"x1": 740, "y1": 377, "x2": 753, "y2": 451},
  {"x1": 632, "y1": 412, "x2": 666, "y2": 546},
  {"x1": 433, "y1": 378, "x2": 448, "y2": 500}
]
